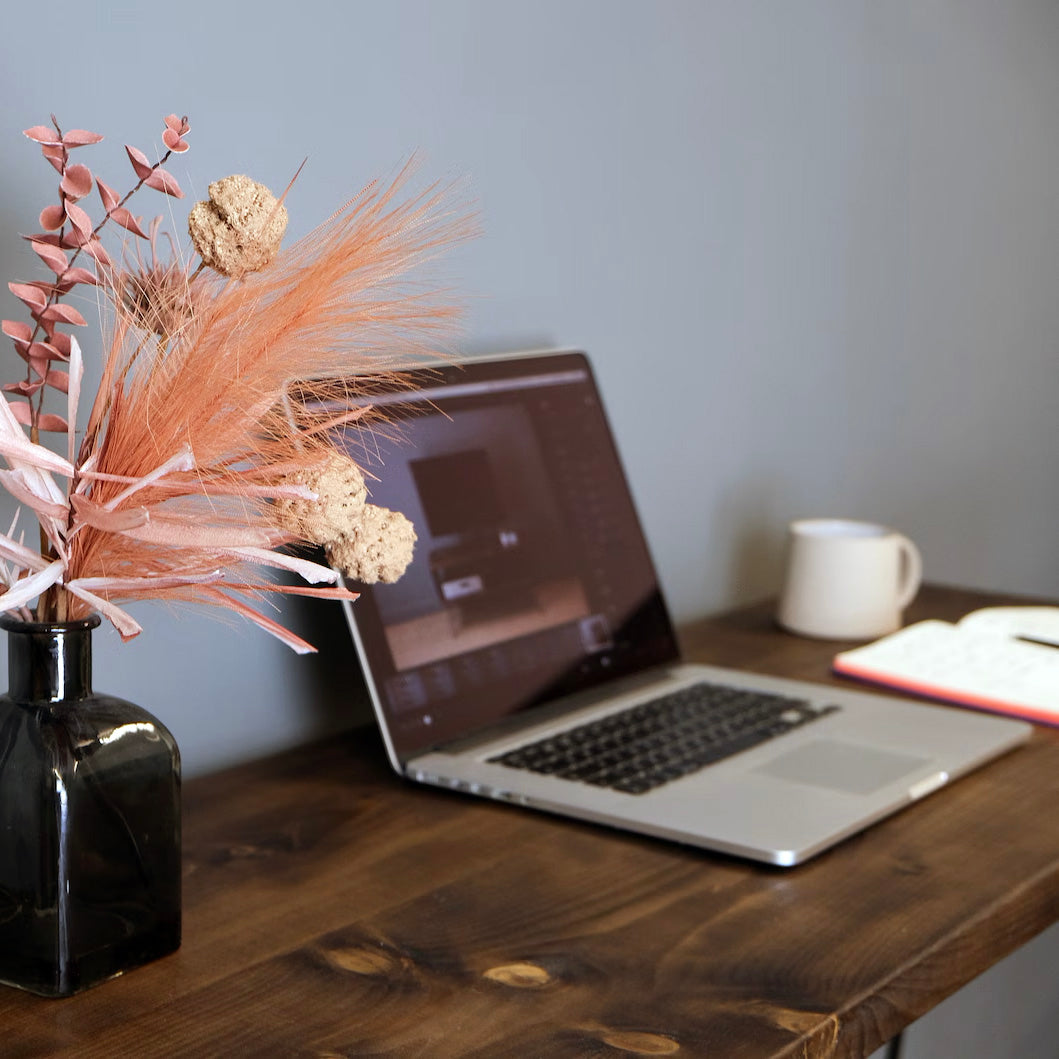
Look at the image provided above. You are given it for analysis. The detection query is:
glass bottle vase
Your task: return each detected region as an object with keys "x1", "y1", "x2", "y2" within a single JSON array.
[{"x1": 0, "y1": 614, "x2": 181, "y2": 997}]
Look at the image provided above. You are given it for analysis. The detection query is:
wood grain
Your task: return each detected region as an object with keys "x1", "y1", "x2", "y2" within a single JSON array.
[{"x1": 4, "y1": 585, "x2": 1058, "y2": 1057}]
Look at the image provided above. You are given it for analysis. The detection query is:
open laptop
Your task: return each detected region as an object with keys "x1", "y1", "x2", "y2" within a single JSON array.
[{"x1": 333, "y1": 349, "x2": 1031, "y2": 866}]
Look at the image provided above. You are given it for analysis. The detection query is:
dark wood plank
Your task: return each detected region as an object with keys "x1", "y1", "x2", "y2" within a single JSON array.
[{"x1": 4, "y1": 585, "x2": 1058, "y2": 1057}]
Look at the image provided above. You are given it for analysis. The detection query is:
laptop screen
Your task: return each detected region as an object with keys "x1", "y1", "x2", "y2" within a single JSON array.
[{"x1": 334, "y1": 351, "x2": 680, "y2": 758}]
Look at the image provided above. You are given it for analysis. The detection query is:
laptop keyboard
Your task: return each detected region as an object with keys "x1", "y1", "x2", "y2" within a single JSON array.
[{"x1": 488, "y1": 681, "x2": 838, "y2": 795}]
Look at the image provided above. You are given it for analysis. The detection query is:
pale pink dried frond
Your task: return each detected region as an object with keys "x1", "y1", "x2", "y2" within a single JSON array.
[
  {"x1": 50, "y1": 162, "x2": 475, "y2": 642},
  {"x1": 0, "y1": 528, "x2": 52, "y2": 572},
  {"x1": 204, "y1": 592, "x2": 318, "y2": 653},
  {"x1": 1, "y1": 560, "x2": 65, "y2": 612},
  {"x1": 85, "y1": 164, "x2": 473, "y2": 480}
]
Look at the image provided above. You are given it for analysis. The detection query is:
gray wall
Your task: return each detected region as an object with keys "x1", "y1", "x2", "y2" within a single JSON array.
[{"x1": 2, "y1": 4, "x2": 1058, "y2": 1053}]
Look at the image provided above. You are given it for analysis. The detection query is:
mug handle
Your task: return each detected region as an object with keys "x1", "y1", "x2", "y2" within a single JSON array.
[{"x1": 896, "y1": 535, "x2": 923, "y2": 609}]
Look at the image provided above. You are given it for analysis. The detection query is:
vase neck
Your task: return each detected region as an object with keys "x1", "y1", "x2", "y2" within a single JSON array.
[{"x1": 1, "y1": 617, "x2": 100, "y2": 705}]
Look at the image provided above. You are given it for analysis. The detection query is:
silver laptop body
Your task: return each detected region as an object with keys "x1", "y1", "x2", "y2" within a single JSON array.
[{"x1": 336, "y1": 349, "x2": 1031, "y2": 866}]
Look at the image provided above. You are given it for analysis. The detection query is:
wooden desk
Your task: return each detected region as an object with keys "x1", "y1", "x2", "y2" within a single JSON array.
[{"x1": 6, "y1": 586, "x2": 1059, "y2": 1057}]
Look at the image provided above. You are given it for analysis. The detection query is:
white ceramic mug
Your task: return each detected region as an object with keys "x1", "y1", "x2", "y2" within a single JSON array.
[{"x1": 777, "y1": 519, "x2": 922, "y2": 640}]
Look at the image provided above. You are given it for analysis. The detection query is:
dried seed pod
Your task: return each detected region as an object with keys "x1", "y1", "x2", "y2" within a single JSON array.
[
  {"x1": 188, "y1": 174, "x2": 288, "y2": 278},
  {"x1": 327, "y1": 505, "x2": 417, "y2": 584}
]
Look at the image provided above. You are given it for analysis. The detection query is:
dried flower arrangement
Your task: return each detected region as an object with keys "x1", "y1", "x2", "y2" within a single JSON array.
[{"x1": 0, "y1": 114, "x2": 472, "y2": 652}]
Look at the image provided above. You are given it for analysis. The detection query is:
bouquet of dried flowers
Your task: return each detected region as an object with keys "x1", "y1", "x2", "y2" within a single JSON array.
[{"x1": 0, "y1": 114, "x2": 472, "y2": 652}]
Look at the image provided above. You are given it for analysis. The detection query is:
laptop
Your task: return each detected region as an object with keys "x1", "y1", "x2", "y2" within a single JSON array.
[{"x1": 332, "y1": 349, "x2": 1032, "y2": 866}]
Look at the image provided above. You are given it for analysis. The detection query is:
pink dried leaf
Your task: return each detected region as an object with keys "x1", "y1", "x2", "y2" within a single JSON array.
[
  {"x1": 45, "y1": 370, "x2": 69, "y2": 394},
  {"x1": 61, "y1": 220, "x2": 89, "y2": 248},
  {"x1": 2, "y1": 381, "x2": 44, "y2": 397},
  {"x1": 161, "y1": 116, "x2": 191, "y2": 152},
  {"x1": 125, "y1": 144, "x2": 154, "y2": 181},
  {"x1": 41, "y1": 145, "x2": 65, "y2": 174},
  {"x1": 34, "y1": 413, "x2": 70, "y2": 433},
  {"x1": 39, "y1": 204, "x2": 66, "y2": 230},
  {"x1": 23, "y1": 125, "x2": 62, "y2": 145},
  {"x1": 30, "y1": 339, "x2": 66, "y2": 362},
  {"x1": 25, "y1": 279, "x2": 61, "y2": 300},
  {"x1": 96, "y1": 178, "x2": 120, "y2": 212},
  {"x1": 62, "y1": 266, "x2": 99, "y2": 287},
  {"x1": 108, "y1": 206, "x2": 148, "y2": 239},
  {"x1": 24, "y1": 347, "x2": 64, "y2": 372},
  {"x1": 162, "y1": 116, "x2": 191, "y2": 152},
  {"x1": 80, "y1": 239, "x2": 112, "y2": 268},
  {"x1": 49, "y1": 331, "x2": 72, "y2": 358},
  {"x1": 7, "y1": 339, "x2": 31, "y2": 363},
  {"x1": 7, "y1": 400, "x2": 31, "y2": 425},
  {"x1": 8, "y1": 282, "x2": 48, "y2": 313},
  {"x1": 143, "y1": 168, "x2": 183, "y2": 198},
  {"x1": 62, "y1": 129, "x2": 103, "y2": 147},
  {"x1": 37, "y1": 233, "x2": 68, "y2": 255},
  {"x1": 64, "y1": 201, "x2": 93, "y2": 240},
  {"x1": 1, "y1": 320, "x2": 32, "y2": 343},
  {"x1": 31, "y1": 239, "x2": 69, "y2": 276},
  {"x1": 39, "y1": 303, "x2": 87, "y2": 327},
  {"x1": 161, "y1": 128, "x2": 190, "y2": 153},
  {"x1": 59, "y1": 163, "x2": 93, "y2": 201}
]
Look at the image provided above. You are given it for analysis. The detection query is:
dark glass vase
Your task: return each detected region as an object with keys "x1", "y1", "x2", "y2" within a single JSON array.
[{"x1": 0, "y1": 615, "x2": 181, "y2": 997}]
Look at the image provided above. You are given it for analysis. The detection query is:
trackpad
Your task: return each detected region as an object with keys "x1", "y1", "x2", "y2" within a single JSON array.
[{"x1": 757, "y1": 740, "x2": 930, "y2": 795}]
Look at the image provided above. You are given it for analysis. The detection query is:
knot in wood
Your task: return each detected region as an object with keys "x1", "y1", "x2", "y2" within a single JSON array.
[
  {"x1": 482, "y1": 962, "x2": 553, "y2": 988},
  {"x1": 599, "y1": 1030, "x2": 680, "y2": 1055},
  {"x1": 321, "y1": 945, "x2": 398, "y2": 976}
]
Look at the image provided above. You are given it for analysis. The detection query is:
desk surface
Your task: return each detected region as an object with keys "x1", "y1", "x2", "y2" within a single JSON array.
[{"x1": 6, "y1": 585, "x2": 1059, "y2": 1057}]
